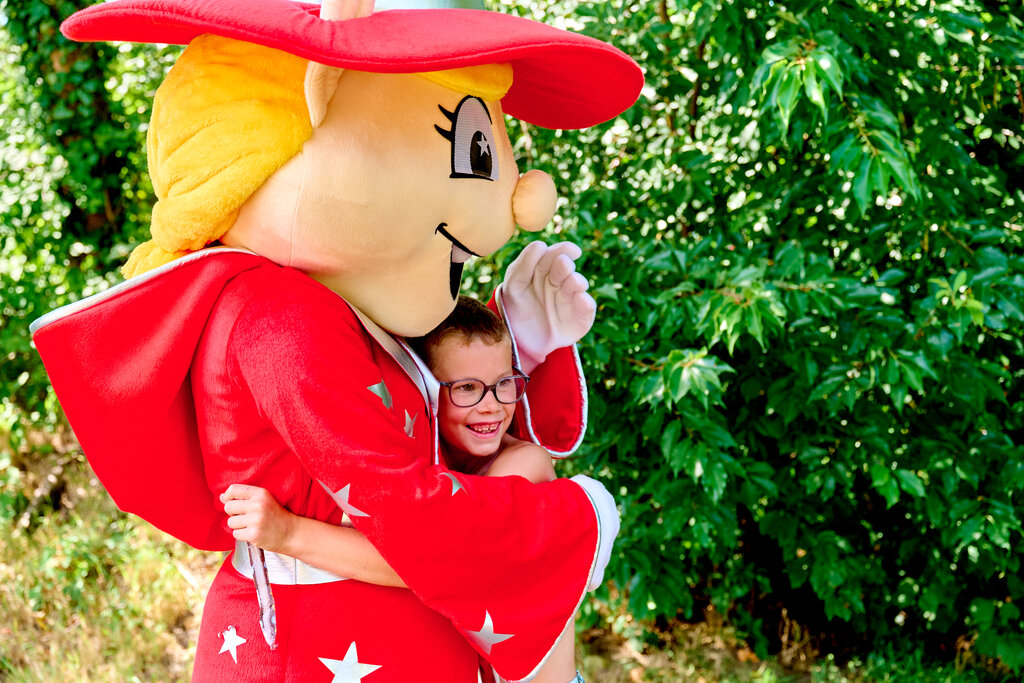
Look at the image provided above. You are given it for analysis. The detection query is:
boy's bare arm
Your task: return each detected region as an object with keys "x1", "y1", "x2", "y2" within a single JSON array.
[{"x1": 221, "y1": 484, "x2": 406, "y2": 588}]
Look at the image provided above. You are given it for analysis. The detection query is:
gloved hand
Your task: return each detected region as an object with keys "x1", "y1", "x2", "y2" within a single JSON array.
[
  {"x1": 569, "y1": 474, "x2": 621, "y2": 591},
  {"x1": 500, "y1": 241, "x2": 596, "y2": 374}
]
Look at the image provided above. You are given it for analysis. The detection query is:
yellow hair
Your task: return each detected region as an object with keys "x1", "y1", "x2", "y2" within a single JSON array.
[
  {"x1": 419, "y1": 63, "x2": 513, "y2": 101},
  {"x1": 124, "y1": 35, "x2": 313, "y2": 277},
  {"x1": 123, "y1": 35, "x2": 512, "y2": 278}
]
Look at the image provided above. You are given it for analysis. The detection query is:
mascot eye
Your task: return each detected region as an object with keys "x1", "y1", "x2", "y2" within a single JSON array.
[{"x1": 435, "y1": 96, "x2": 499, "y2": 181}]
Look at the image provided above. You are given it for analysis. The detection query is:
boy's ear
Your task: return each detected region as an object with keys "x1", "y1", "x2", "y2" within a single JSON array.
[{"x1": 304, "y1": 0, "x2": 376, "y2": 127}]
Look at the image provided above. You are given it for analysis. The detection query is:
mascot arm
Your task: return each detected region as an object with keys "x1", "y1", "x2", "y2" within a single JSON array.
[
  {"x1": 489, "y1": 290, "x2": 587, "y2": 458},
  {"x1": 226, "y1": 280, "x2": 599, "y2": 681}
]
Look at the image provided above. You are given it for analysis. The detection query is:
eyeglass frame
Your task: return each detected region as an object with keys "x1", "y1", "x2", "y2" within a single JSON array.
[{"x1": 437, "y1": 370, "x2": 531, "y2": 408}]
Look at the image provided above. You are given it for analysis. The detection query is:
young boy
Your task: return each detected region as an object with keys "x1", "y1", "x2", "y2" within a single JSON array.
[{"x1": 221, "y1": 295, "x2": 582, "y2": 683}]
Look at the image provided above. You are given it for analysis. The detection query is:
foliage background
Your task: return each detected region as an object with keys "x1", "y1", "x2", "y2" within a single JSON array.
[{"x1": 2, "y1": 0, "x2": 1023, "y2": 679}]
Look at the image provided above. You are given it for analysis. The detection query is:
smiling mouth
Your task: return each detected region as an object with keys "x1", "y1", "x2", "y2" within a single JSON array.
[
  {"x1": 436, "y1": 224, "x2": 479, "y2": 299},
  {"x1": 467, "y1": 422, "x2": 501, "y2": 436}
]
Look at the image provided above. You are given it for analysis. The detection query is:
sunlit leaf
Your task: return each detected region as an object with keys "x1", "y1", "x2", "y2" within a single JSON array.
[
  {"x1": 813, "y1": 49, "x2": 844, "y2": 98},
  {"x1": 852, "y1": 154, "x2": 874, "y2": 214}
]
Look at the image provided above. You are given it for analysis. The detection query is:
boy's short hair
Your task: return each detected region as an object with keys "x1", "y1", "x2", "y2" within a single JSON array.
[{"x1": 410, "y1": 295, "x2": 509, "y2": 368}]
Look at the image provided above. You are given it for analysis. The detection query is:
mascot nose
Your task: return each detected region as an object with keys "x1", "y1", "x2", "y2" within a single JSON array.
[{"x1": 512, "y1": 169, "x2": 557, "y2": 233}]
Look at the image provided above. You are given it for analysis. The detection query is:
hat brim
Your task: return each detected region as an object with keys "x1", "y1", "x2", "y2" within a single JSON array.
[{"x1": 61, "y1": 0, "x2": 643, "y2": 129}]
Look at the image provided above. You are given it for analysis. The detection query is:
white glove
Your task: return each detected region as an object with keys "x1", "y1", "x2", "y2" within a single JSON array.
[
  {"x1": 570, "y1": 474, "x2": 621, "y2": 591},
  {"x1": 500, "y1": 241, "x2": 596, "y2": 374}
]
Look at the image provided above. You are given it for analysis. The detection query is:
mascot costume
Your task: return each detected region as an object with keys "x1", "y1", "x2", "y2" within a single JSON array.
[{"x1": 31, "y1": 0, "x2": 642, "y2": 680}]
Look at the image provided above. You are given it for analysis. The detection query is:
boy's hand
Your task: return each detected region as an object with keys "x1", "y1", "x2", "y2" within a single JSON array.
[
  {"x1": 221, "y1": 484, "x2": 296, "y2": 555},
  {"x1": 500, "y1": 241, "x2": 596, "y2": 374}
]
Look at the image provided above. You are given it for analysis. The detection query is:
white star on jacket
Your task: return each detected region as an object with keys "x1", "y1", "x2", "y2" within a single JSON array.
[
  {"x1": 441, "y1": 471, "x2": 464, "y2": 496},
  {"x1": 465, "y1": 610, "x2": 514, "y2": 655},
  {"x1": 367, "y1": 380, "x2": 393, "y2": 409},
  {"x1": 218, "y1": 625, "x2": 246, "y2": 663},
  {"x1": 319, "y1": 642, "x2": 382, "y2": 682},
  {"x1": 329, "y1": 483, "x2": 370, "y2": 518}
]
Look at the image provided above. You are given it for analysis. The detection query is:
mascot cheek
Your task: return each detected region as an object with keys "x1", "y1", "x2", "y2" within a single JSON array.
[
  {"x1": 222, "y1": 154, "x2": 305, "y2": 266},
  {"x1": 329, "y1": 236, "x2": 458, "y2": 338}
]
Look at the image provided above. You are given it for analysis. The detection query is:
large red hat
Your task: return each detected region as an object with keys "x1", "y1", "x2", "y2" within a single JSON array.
[{"x1": 61, "y1": 0, "x2": 643, "y2": 129}]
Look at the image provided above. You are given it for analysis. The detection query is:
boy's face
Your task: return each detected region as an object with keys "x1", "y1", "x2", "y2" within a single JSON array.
[{"x1": 431, "y1": 335, "x2": 516, "y2": 466}]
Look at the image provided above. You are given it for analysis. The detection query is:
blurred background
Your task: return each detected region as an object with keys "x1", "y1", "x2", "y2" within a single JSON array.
[{"x1": 1, "y1": 0, "x2": 1022, "y2": 680}]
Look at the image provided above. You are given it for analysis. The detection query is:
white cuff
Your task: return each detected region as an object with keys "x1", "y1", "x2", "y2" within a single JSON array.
[{"x1": 570, "y1": 474, "x2": 620, "y2": 591}]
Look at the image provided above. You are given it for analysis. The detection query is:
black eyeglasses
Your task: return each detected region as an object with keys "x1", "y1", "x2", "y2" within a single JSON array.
[{"x1": 438, "y1": 372, "x2": 530, "y2": 408}]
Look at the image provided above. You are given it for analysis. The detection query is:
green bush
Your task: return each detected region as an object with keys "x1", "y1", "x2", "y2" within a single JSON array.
[
  {"x1": 0, "y1": 0, "x2": 178, "y2": 451},
  {"x1": 481, "y1": 0, "x2": 1024, "y2": 674}
]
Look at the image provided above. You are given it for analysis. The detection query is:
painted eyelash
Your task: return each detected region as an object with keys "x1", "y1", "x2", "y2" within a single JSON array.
[{"x1": 434, "y1": 105, "x2": 457, "y2": 142}]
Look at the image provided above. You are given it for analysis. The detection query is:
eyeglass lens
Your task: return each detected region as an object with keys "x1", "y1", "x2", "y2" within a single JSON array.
[{"x1": 448, "y1": 376, "x2": 527, "y2": 407}]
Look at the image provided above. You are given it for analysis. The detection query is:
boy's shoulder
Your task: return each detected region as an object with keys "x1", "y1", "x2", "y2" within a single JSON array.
[{"x1": 491, "y1": 436, "x2": 556, "y2": 484}]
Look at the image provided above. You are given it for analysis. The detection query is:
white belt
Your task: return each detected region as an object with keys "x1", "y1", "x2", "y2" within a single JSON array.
[{"x1": 231, "y1": 541, "x2": 349, "y2": 585}]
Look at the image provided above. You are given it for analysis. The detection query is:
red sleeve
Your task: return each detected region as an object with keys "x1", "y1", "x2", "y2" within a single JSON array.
[
  {"x1": 227, "y1": 278, "x2": 597, "y2": 681},
  {"x1": 487, "y1": 291, "x2": 588, "y2": 456}
]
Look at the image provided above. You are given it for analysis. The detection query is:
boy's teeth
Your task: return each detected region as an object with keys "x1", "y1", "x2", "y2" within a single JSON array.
[{"x1": 470, "y1": 424, "x2": 497, "y2": 434}]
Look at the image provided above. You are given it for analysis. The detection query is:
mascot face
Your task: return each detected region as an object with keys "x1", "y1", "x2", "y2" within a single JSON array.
[{"x1": 226, "y1": 70, "x2": 546, "y2": 337}]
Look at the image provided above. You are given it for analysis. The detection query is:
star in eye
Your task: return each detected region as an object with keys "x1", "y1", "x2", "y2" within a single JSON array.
[{"x1": 476, "y1": 138, "x2": 491, "y2": 158}]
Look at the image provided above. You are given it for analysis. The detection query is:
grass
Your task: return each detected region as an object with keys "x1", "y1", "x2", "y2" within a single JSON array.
[
  {"x1": 0, "y1": 436, "x2": 1014, "y2": 682},
  {"x1": 0, "y1": 438, "x2": 220, "y2": 682}
]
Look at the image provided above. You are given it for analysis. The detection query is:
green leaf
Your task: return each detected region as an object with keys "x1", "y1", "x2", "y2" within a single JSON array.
[
  {"x1": 949, "y1": 307, "x2": 971, "y2": 343},
  {"x1": 965, "y1": 297, "x2": 986, "y2": 325},
  {"x1": 830, "y1": 135, "x2": 860, "y2": 171},
  {"x1": 869, "y1": 463, "x2": 890, "y2": 488},
  {"x1": 972, "y1": 265, "x2": 1008, "y2": 285},
  {"x1": 774, "y1": 66, "x2": 802, "y2": 133},
  {"x1": 852, "y1": 154, "x2": 873, "y2": 214},
  {"x1": 668, "y1": 362, "x2": 689, "y2": 402},
  {"x1": 593, "y1": 283, "x2": 620, "y2": 301},
  {"x1": 702, "y1": 458, "x2": 728, "y2": 502},
  {"x1": 813, "y1": 49, "x2": 844, "y2": 98},
  {"x1": 802, "y1": 62, "x2": 827, "y2": 119},
  {"x1": 970, "y1": 598, "x2": 996, "y2": 628},
  {"x1": 884, "y1": 154, "x2": 920, "y2": 202},
  {"x1": 893, "y1": 470, "x2": 926, "y2": 498},
  {"x1": 870, "y1": 464, "x2": 900, "y2": 507},
  {"x1": 871, "y1": 154, "x2": 889, "y2": 196},
  {"x1": 953, "y1": 270, "x2": 968, "y2": 292},
  {"x1": 745, "y1": 307, "x2": 765, "y2": 349},
  {"x1": 660, "y1": 419, "x2": 682, "y2": 462}
]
